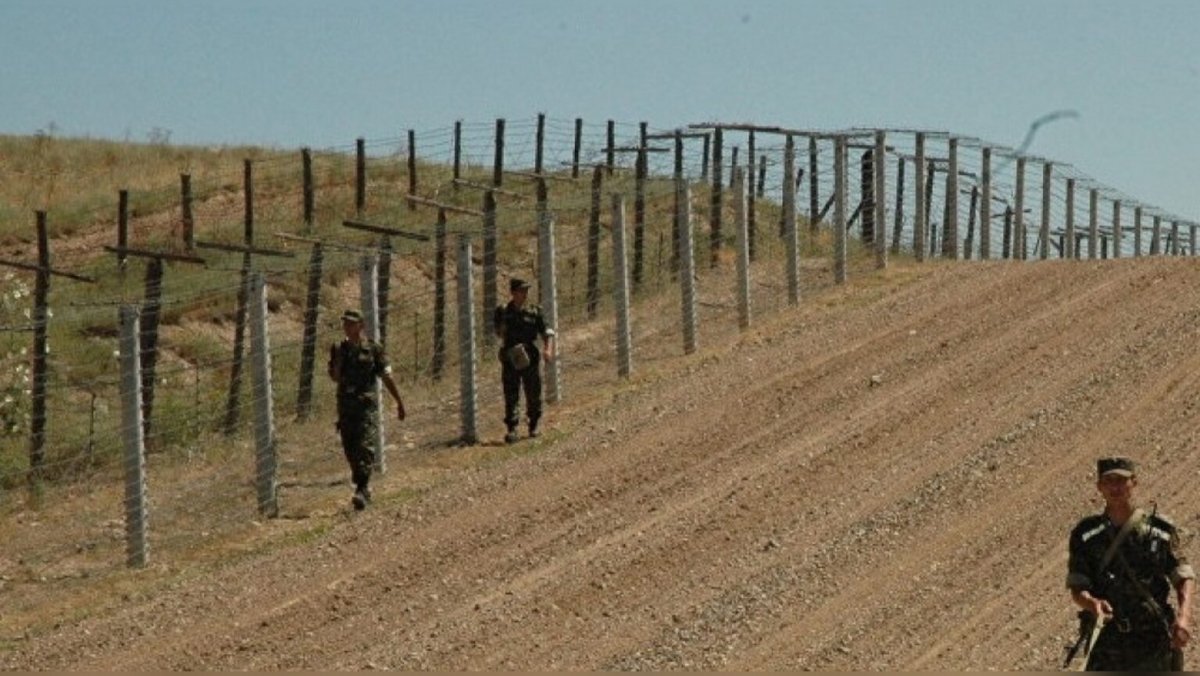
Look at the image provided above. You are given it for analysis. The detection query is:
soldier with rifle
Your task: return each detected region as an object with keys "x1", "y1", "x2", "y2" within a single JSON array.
[{"x1": 1064, "y1": 457, "x2": 1194, "y2": 670}]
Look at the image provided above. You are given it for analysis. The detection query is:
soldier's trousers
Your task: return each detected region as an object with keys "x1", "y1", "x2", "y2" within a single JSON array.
[
  {"x1": 501, "y1": 357, "x2": 542, "y2": 430},
  {"x1": 337, "y1": 408, "x2": 377, "y2": 490},
  {"x1": 1086, "y1": 627, "x2": 1181, "y2": 671}
]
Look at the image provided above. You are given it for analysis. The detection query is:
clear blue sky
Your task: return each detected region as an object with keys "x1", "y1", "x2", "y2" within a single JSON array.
[{"x1": 2, "y1": 0, "x2": 1197, "y2": 218}]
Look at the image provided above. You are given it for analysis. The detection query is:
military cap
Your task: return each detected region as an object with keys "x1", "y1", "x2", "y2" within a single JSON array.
[
  {"x1": 510, "y1": 278, "x2": 532, "y2": 292},
  {"x1": 341, "y1": 309, "x2": 364, "y2": 323},
  {"x1": 1097, "y1": 456, "x2": 1136, "y2": 479}
]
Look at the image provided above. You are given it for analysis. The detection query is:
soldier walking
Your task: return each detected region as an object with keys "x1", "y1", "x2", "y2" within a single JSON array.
[
  {"x1": 494, "y1": 278, "x2": 555, "y2": 444},
  {"x1": 1066, "y1": 456, "x2": 1194, "y2": 671},
  {"x1": 328, "y1": 309, "x2": 406, "y2": 510}
]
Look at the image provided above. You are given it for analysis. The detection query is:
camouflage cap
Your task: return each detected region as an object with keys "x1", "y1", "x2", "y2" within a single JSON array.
[
  {"x1": 510, "y1": 278, "x2": 532, "y2": 292},
  {"x1": 341, "y1": 309, "x2": 364, "y2": 323},
  {"x1": 1097, "y1": 456, "x2": 1136, "y2": 479}
]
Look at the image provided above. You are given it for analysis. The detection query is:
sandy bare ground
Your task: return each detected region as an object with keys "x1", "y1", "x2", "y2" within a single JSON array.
[{"x1": 3, "y1": 257, "x2": 1199, "y2": 670}]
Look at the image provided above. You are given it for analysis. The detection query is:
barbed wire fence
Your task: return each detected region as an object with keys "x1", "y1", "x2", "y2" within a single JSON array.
[{"x1": 0, "y1": 115, "x2": 1193, "y2": 574}]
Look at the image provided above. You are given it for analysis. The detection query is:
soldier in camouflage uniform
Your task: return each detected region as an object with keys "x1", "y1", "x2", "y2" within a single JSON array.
[
  {"x1": 328, "y1": 309, "x2": 406, "y2": 510},
  {"x1": 493, "y1": 278, "x2": 555, "y2": 444},
  {"x1": 1067, "y1": 457, "x2": 1195, "y2": 671}
]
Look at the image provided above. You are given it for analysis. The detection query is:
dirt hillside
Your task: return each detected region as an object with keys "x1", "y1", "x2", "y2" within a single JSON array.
[{"x1": 4, "y1": 257, "x2": 1200, "y2": 670}]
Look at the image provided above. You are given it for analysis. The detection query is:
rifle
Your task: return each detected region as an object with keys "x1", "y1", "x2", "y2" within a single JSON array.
[{"x1": 1062, "y1": 610, "x2": 1105, "y2": 669}]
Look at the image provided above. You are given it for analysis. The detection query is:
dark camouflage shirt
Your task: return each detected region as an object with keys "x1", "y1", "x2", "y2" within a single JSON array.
[
  {"x1": 1067, "y1": 511, "x2": 1194, "y2": 626},
  {"x1": 331, "y1": 339, "x2": 390, "y2": 413},
  {"x1": 494, "y1": 302, "x2": 553, "y2": 350}
]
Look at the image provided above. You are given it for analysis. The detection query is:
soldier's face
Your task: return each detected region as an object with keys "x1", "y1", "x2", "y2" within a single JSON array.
[
  {"x1": 512, "y1": 288, "x2": 528, "y2": 305},
  {"x1": 342, "y1": 319, "x2": 362, "y2": 340},
  {"x1": 1097, "y1": 473, "x2": 1136, "y2": 504}
]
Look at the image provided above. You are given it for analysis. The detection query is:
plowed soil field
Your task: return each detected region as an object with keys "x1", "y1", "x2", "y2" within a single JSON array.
[{"x1": 4, "y1": 257, "x2": 1199, "y2": 670}]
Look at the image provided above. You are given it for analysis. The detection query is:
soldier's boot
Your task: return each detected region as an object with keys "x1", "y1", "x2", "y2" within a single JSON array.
[
  {"x1": 504, "y1": 427, "x2": 519, "y2": 444},
  {"x1": 351, "y1": 484, "x2": 370, "y2": 511},
  {"x1": 528, "y1": 419, "x2": 540, "y2": 439}
]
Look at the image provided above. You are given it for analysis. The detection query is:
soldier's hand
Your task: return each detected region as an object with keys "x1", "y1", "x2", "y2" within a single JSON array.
[
  {"x1": 1171, "y1": 619, "x2": 1192, "y2": 649},
  {"x1": 397, "y1": 401, "x2": 406, "y2": 421},
  {"x1": 1089, "y1": 598, "x2": 1113, "y2": 620}
]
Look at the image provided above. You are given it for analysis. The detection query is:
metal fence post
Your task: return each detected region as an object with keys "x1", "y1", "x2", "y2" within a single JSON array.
[
  {"x1": 537, "y1": 187, "x2": 562, "y2": 403},
  {"x1": 980, "y1": 147, "x2": 992, "y2": 260},
  {"x1": 874, "y1": 130, "x2": 888, "y2": 269},
  {"x1": 1040, "y1": 162, "x2": 1053, "y2": 260},
  {"x1": 456, "y1": 236, "x2": 478, "y2": 444},
  {"x1": 360, "y1": 255, "x2": 386, "y2": 474},
  {"x1": 296, "y1": 242, "x2": 323, "y2": 420},
  {"x1": 1172, "y1": 220, "x2": 1181, "y2": 255},
  {"x1": 1151, "y1": 214, "x2": 1162, "y2": 255},
  {"x1": 783, "y1": 135, "x2": 800, "y2": 304},
  {"x1": 1065, "y1": 178, "x2": 1076, "y2": 260},
  {"x1": 834, "y1": 136, "x2": 848, "y2": 284},
  {"x1": 679, "y1": 184, "x2": 699, "y2": 354},
  {"x1": 1089, "y1": 188, "x2": 1099, "y2": 259},
  {"x1": 1133, "y1": 205, "x2": 1143, "y2": 257},
  {"x1": 249, "y1": 273, "x2": 278, "y2": 518},
  {"x1": 119, "y1": 305, "x2": 148, "y2": 568},
  {"x1": 1112, "y1": 200, "x2": 1123, "y2": 259},
  {"x1": 914, "y1": 133, "x2": 926, "y2": 262},
  {"x1": 1014, "y1": 156, "x2": 1026, "y2": 260},
  {"x1": 733, "y1": 168, "x2": 751, "y2": 330},
  {"x1": 944, "y1": 137, "x2": 959, "y2": 259},
  {"x1": 611, "y1": 195, "x2": 633, "y2": 378}
]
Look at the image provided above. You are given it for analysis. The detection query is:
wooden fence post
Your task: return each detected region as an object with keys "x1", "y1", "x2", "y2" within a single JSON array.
[
  {"x1": 611, "y1": 195, "x2": 633, "y2": 378},
  {"x1": 453, "y1": 120, "x2": 462, "y2": 187},
  {"x1": 119, "y1": 305, "x2": 148, "y2": 567},
  {"x1": 181, "y1": 173, "x2": 194, "y2": 250},
  {"x1": 356, "y1": 137, "x2": 366, "y2": 215},
  {"x1": 914, "y1": 133, "x2": 926, "y2": 262},
  {"x1": 302, "y1": 147, "x2": 314, "y2": 232},
  {"x1": 701, "y1": 133, "x2": 710, "y2": 181},
  {"x1": 834, "y1": 136, "x2": 848, "y2": 284},
  {"x1": 1151, "y1": 214, "x2": 1162, "y2": 255},
  {"x1": 117, "y1": 190, "x2": 129, "y2": 272},
  {"x1": 494, "y1": 118, "x2": 505, "y2": 187},
  {"x1": 249, "y1": 272, "x2": 278, "y2": 517},
  {"x1": 456, "y1": 235, "x2": 478, "y2": 444},
  {"x1": 860, "y1": 148, "x2": 874, "y2": 245},
  {"x1": 606, "y1": 119, "x2": 615, "y2": 176},
  {"x1": 296, "y1": 242, "x2": 323, "y2": 420},
  {"x1": 587, "y1": 166, "x2": 602, "y2": 319},
  {"x1": 1171, "y1": 220, "x2": 1181, "y2": 255},
  {"x1": 407, "y1": 130, "x2": 417, "y2": 210},
  {"x1": 572, "y1": 117, "x2": 583, "y2": 178}
]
